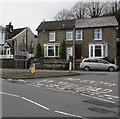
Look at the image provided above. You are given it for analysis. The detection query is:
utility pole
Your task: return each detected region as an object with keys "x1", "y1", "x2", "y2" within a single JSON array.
[{"x1": 72, "y1": 26, "x2": 76, "y2": 70}]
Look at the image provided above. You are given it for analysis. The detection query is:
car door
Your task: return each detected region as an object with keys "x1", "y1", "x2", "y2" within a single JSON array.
[{"x1": 96, "y1": 59, "x2": 109, "y2": 70}]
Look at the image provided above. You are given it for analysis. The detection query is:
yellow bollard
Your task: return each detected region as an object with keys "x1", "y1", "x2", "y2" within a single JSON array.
[
  {"x1": 69, "y1": 62, "x2": 72, "y2": 71},
  {"x1": 31, "y1": 63, "x2": 35, "y2": 74}
]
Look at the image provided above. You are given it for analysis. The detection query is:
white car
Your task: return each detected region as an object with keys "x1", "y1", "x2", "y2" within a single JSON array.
[{"x1": 80, "y1": 58, "x2": 118, "y2": 72}]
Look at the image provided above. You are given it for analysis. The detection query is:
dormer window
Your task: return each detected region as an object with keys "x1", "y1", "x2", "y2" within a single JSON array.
[{"x1": 49, "y1": 31, "x2": 55, "y2": 41}]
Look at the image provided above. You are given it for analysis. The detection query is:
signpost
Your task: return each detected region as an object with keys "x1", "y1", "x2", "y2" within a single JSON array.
[
  {"x1": 30, "y1": 63, "x2": 35, "y2": 74},
  {"x1": 14, "y1": 51, "x2": 28, "y2": 70}
]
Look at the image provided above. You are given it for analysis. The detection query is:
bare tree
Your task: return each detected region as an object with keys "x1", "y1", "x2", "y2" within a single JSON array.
[
  {"x1": 103, "y1": 1, "x2": 120, "y2": 15},
  {"x1": 70, "y1": 2, "x2": 87, "y2": 19},
  {"x1": 53, "y1": 9, "x2": 71, "y2": 21},
  {"x1": 85, "y1": 2, "x2": 105, "y2": 18}
]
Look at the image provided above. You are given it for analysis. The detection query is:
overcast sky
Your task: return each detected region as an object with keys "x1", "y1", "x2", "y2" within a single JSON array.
[
  {"x1": 0, "y1": 0, "x2": 116, "y2": 35},
  {"x1": 0, "y1": 1, "x2": 79, "y2": 35}
]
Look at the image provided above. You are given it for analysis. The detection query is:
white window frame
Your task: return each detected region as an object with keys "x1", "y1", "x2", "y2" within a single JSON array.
[
  {"x1": 0, "y1": 31, "x2": 5, "y2": 44},
  {"x1": 44, "y1": 44, "x2": 59, "y2": 57},
  {"x1": 76, "y1": 30, "x2": 82, "y2": 40},
  {"x1": 66, "y1": 31, "x2": 73, "y2": 41},
  {"x1": 94, "y1": 29, "x2": 102, "y2": 40},
  {"x1": 49, "y1": 31, "x2": 55, "y2": 41},
  {"x1": 89, "y1": 43, "x2": 108, "y2": 58}
]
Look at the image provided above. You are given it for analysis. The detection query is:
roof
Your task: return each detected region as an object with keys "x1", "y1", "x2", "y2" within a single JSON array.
[
  {"x1": 6, "y1": 28, "x2": 26, "y2": 39},
  {"x1": 36, "y1": 19, "x2": 76, "y2": 31},
  {"x1": 37, "y1": 16, "x2": 118, "y2": 32},
  {"x1": 75, "y1": 16, "x2": 118, "y2": 28}
]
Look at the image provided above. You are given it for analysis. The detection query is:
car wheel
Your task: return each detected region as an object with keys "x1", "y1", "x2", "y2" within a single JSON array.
[
  {"x1": 108, "y1": 67, "x2": 115, "y2": 72},
  {"x1": 83, "y1": 66, "x2": 90, "y2": 71}
]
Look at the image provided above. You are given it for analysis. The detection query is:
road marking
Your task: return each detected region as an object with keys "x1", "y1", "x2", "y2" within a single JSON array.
[
  {"x1": 0, "y1": 92, "x2": 19, "y2": 98},
  {"x1": 55, "y1": 110, "x2": 85, "y2": 118},
  {"x1": 28, "y1": 84, "x2": 41, "y2": 88},
  {"x1": 21, "y1": 96, "x2": 50, "y2": 110},
  {"x1": 81, "y1": 93, "x2": 116, "y2": 104}
]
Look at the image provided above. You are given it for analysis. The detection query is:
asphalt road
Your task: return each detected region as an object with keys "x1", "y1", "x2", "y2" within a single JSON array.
[{"x1": 1, "y1": 71, "x2": 119, "y2": 118}]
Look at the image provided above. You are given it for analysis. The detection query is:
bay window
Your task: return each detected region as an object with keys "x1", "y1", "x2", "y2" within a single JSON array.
[
  {"x1": 44, "y1": 44, "x2": 59, "y2": 57},
  {"x1": 89, "y1": 43, "x2": 108, "y2": 58}
]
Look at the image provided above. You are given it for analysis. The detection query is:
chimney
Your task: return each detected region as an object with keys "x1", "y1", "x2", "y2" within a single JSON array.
[{"x1": 6, "y1": 22, "x2": 13, "y2": 32}]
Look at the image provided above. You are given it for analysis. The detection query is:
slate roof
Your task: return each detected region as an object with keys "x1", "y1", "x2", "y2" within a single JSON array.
[
  {"x1": 75, "y1": 16, "x2": 118, "y2": 28},
  {"x1": 6, "y1": 28, "x2": 26, "y2": 39},
  {"x1": 37, "y1": 16, "x2": 118, "y2": 32},
  {"x1": 36, "y1": 19, "x2": 76, "y2": 31}
]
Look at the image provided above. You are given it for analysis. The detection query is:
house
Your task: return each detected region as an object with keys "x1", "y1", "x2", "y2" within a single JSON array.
[
  {"x1": 0, "y1": 25, "x2": 12, "y2": 59},
  {"x1": 5, "y1": 22, "x2": 37, "y2": 59},
  {"x1": 36, "y1": 16, "x2": 118, "y2": 63}
]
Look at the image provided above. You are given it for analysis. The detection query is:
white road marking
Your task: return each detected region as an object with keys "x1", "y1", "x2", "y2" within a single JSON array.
[
  {"x1": 81, "y1": 93, "x2": 116, "y2": 104},
  {"x1": 28, "y1": 84, "x2": 41, "y2": 88},
  {"x1": 21, "y1": 96, "x2": 50, "y2": 110},
  {"x1": 55, "y1": 110, "x2": 84, "y2": 118},
  {"x1": 0, "y1": 91, "x2": 19, "y2": 98}
]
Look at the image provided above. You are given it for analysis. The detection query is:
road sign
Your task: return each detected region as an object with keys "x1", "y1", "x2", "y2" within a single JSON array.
[
  {"x1": 31, "y1": 63, "x2": 35, "y2": 74},
  {"x1": 14, "y1": 51, "x2": 28, "y2": 60}
]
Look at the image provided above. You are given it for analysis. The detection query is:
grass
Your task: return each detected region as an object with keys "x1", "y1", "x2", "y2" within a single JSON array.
[{"x1": 2, "y1": 71, "x2": 80, "y2": 79}]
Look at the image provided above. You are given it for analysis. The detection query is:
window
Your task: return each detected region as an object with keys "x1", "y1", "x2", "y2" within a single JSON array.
[
  {"x1": 66, "y1": 31, "x2": 72, "y2": 40},
  {"x1": 48, "y1": 46, "x2": 54, "y2": 56},
  {"x1": 95, "y1": 45, "x2": 101, "y2": 57},
  {"x1": 89, "y1": 44, "x2": 108, "y2": 58},
  {"x1": 49, "y1": 31, "x2": 55, "y2": 41},
  {"x1": 44, "y1": 44, "x2": 59, "y2": 57},
  {"x1": 76, "y1": 30, "x2": 82, "y2": 40},
  {"x1": 0, "y1": 31, "x2": 5, "y2": 44},
  {"x1": 94, "y1": 29, "x2": 102, "y2": 40}
]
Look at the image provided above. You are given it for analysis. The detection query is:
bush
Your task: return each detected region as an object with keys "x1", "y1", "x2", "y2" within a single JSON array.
[
  {"x1": 59, "y1": 40, "x2": 66, "y2": 59},
  {"x1": 35, "y1": 43, "x2": 42, "y2": 58}
]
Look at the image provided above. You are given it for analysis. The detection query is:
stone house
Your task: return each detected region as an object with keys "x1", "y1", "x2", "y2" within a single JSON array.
[{"x1": 36, "y1": 16, "x2": 118, "y2": 63}]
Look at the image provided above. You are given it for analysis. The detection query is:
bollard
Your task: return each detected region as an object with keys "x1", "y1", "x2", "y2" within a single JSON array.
[{"x1": 69, "y1": 62, "x2": 72, "y2": 71}]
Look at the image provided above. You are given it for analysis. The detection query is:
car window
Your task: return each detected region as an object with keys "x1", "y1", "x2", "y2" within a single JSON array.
[
  {"x1": 84, "y1": 59, "x2": 97, "y2": 63},
  {"x1": 97, "y1": 59, "x2": 105, "y2": 63}
]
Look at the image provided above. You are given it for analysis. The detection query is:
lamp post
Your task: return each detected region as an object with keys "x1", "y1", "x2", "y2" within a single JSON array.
[{"x1": 72, "y1": 25, "x2": 76, "y2": 70}]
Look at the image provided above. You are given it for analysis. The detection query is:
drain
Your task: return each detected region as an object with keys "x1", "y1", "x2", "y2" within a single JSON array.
[
  {"x1": 83, "y1": 100, "x2": 117, "y2": 108},
  {"x1": 88, "y1": 107, "x2": 115, "y2": 114}
]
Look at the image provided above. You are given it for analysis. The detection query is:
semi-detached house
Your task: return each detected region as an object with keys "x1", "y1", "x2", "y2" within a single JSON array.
[{"x1": 36, "y1": 16, "x2": 118, "y2": 62}]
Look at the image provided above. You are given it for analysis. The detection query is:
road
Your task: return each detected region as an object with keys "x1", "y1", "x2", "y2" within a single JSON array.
[{"x1": 1, "y1": 71, "x2": 119, "y2": 118}]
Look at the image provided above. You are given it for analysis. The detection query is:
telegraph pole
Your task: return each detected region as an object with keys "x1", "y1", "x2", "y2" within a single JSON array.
[{"x1": 72, "y1": 26, "x2": 76, "y2": 70}]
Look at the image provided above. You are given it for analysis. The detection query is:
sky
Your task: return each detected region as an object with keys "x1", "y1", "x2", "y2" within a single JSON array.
[
  {"x1": 0, "y1": 0, "x2": 117, "y2": 35},
  {"x1": 0, "y1": 0, "x2": 79, "y2": 35}
]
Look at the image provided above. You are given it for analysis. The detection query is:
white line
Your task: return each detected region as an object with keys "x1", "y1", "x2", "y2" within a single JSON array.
[
  {"x1": 0, "y1": 91, "x2": 19, "y2": 98},
  {"x1": 28, "y1": 84, "x2": 41, "y2": 88},
  {"x1": 21, "y1": 96, "x2": 49, "y2": 110},
  {"x1": 55, "y1": 110, "x2": 84, "y2": 118},
  {"x1": 81, "y1": 93, "x2": 116, "y2": 104}
]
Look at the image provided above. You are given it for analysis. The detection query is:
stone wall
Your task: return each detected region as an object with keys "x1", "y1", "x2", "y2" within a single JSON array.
[{"x1": 0, "y1": 59, "x2": 27, "y2": 69}]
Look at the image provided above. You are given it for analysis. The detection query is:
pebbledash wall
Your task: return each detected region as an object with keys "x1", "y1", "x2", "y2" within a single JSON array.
[{"x1": 38, "y1": 27, "x2": 117, "y2": 63}]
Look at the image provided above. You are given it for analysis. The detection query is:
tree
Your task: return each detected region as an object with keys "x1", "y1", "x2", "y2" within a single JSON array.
[
  {"x1": 85, "y1": 2, "x2": 105, "y2": 18},
  {"x1": 70, "y1": 2, "x2": 87, "y2": 19},
  {"x1": 35, "y1": 43, "x2": 42, "y2": 58},
  {"x1": 54, "y1": 9, "x2": 71, "y2": 21},
  {"x1": 59, "y1": 40, "x2": 66, "y2": 59}
]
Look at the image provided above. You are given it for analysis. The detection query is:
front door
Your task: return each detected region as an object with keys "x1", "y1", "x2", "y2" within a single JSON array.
[{"x1": 67, "y1": 46, "x2": 73, "y2": 60}]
